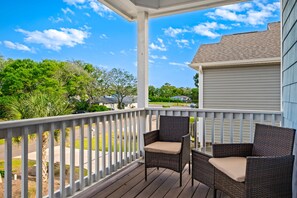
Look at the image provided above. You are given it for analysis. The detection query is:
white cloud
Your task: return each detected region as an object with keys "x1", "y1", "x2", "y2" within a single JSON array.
[
  {"x1": 193, "y1": 22, "x2": 223, "y2": 38},
  {"x1": 169, "y1": 62, "x2": 190, "y2": 70},
  {"x1": 164, "y1": 27, "x2": 188, "y2": 37},
  {"x1": 109, "y1": 51, "x2": 115, "y2": 55},
  {"x1": 48, "y1": 16, "x2": 64, "y2": 23},
  {"x1": 63, "y1": 0, "x2": 86, "y2": 5},
  {"x1": 85, "y1": 13, "x2": 91, "y2": 17},
  {"x1": 149, "y1": 59, "x2": 155, "y2": 63},
  {"x1": 232, "y1": 23, "x2": 241, "y2": 27},
  {"x1": 97, "y1": 64, "x2": 109, "y2": 69},
  {"x1": 150, "y1": 55, "x2": 167, "y2": 60},
  {"x1": 206, "y1": 0, "x2": 280, "y2": 26},
  {"x1": 99, "y1": 34, "x2": 108, "y2": 39},
  {"x1": 16, "y1": 28, "x2": 89, "y2": 51},
  {"x1": 175, "y1": 39, "x2": 189, "y2": 48},
  {"x1": 83, "y1": 25, "x2": 91, "y2": 30},
  {"x1": 63, "y1": 0, "x2": 114, "y2": 19},
  {"x1": 3, "y1": 41, "x2": 33, "y2": 52},
  {"x1": 89, "y1": 0, "x2": 113, "y2": 18},
  {"x1": 62, "y1": 7, "x2": 74, "y2": 15},
  {"x1": 120, "y1": 50, "x2": 127, "y2": 55},
  {"x1": 150, "y1": 38, "x2": 167, "y2": 51},
  {"x1": 221, "y1": 3, "x2": 253, "y2": 12}
]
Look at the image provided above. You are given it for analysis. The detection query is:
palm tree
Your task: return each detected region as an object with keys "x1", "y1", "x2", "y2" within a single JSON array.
[{"x1": 8, "y1": 91, "x2": 73, "y2": 183}]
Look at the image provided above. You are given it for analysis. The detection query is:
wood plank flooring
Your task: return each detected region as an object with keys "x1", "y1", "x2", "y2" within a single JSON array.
[{"x1": 74, "y1": 163, "x2": 228, "y2": 198}]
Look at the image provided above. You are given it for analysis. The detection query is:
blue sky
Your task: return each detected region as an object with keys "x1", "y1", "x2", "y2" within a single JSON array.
[{"x1": 0, "y1": 0, "x2": 280, "y2": 88}]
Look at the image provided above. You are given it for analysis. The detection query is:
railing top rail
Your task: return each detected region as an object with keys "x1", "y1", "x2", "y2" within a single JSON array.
[
  {"x1": 0, "y1": 108, "x2": 145, "y2": 129},
  {"x1": 145, "y1": 107, "x2": 282, "y2": 115}
]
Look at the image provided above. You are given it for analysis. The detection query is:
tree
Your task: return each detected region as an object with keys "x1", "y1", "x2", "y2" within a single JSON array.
[
  {"x1": 86, "y1": 67, "x2": 110, "y2": 104},
  {"x1": 57, "y1": 61, "x2": 94, "y2": 100},
  {"x1": 191, "y1": 88, "x2": 199, "y2": 105},
  {"x1": 159, "y1": 83, "x2": 176, "y2": 98},
  {"x1": 194, "y1": 73, "x2": 199, "y2": 88},
  {"x1": 149, "y1": 85, "x2": 156, "y2": 97},
  {"x1": 7, "y1": 91, "x2": 73, "y2": 183},
  {"x1": 0, "y1": 59, "x2": 65, "y2": 97},
  {"x1": 108, "y1": 68, "x2": 137, "y2": 109}
]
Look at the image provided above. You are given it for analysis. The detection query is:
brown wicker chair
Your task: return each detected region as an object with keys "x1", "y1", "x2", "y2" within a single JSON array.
[
  {"x1": 143, "y1": 115, "x2": 190, "y2": 187},
  {"x1": 210, "y1": 123, "x2": 296, "y2": 198}
]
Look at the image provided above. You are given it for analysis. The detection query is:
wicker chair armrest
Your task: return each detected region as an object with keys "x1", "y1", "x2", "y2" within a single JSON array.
[
  {"x1": 212, "y1": 143, "x2": 253, "y2": 158},
  {"x1": 181, "y1": 134, "x2": 190, "y2": 164},
  {"x1": 245, "y1": 155, "x2": 294, "y2": 196},
  {"x1": 143, "y1": 130, "x2": 159, "y2": 146},
  {"x1": 181, "y1": 134, "x2": 190, "y2": 152}
]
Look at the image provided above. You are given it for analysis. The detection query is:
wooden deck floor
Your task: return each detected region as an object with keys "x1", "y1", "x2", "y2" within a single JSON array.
[{"x1": 74, "y1": 162, "x2": 228, "y2": 198}]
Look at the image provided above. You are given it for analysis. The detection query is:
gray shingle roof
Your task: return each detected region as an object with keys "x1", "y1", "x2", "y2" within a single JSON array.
[{"x1": 191, "y1": 22, "x2": 280, "y2": 64}]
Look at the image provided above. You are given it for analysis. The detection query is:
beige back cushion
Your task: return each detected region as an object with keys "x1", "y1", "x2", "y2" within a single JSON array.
[
  {"x1": 209, "y1": 157, "x2": 247, "y2": 182},
  {"x1": 144, "y1": 141, "x2": 181, "y2": 155}
]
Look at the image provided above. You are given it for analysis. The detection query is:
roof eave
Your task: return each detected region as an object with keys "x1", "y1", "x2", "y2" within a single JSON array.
[
  {"x1": 189, "y1": 57, "x2": 281, "y2": 70},
  {"x1": 99, "y1": 0, "x2": 247, "y2": 21}
]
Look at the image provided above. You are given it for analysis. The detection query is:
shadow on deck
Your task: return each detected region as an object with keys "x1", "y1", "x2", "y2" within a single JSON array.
[{"x1": 74, "y1": 162, "x2": 229, "y2": 198}]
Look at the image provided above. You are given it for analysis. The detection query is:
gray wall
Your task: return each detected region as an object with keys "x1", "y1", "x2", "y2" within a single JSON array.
[
  {"x1": 282, "y1": 0, "x2": 297, "y2": 197},
  {"x1": 203, "y1": 65, "x2": 281, "y2": 111}
]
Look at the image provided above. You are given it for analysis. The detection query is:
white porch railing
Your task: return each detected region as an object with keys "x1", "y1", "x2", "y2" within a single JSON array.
[
  {"x1": 0, "y1": 107, "x2": 282, "y2": 197},
  {"x1": 0, "y1": 108, "x2": 144, "y2": 198}
]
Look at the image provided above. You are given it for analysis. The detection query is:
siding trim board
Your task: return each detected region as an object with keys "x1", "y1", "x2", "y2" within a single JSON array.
[{"x1": 282, "y1": 0, "x2": 297, "y2": 197}]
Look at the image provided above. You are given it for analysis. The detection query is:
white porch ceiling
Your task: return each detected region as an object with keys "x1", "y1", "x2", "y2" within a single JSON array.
[{"x1": 99, "y1": 0, "x2": 247, "y2": 21}]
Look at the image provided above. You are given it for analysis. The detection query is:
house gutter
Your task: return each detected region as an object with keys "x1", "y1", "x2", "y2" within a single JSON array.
[{"x1": 189, "y1": 57, "x2": 280, "y2": 70}]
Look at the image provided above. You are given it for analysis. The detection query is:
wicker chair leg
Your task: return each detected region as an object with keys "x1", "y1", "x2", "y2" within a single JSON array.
[
  {"x1": 180, "y1": 172, "x2": 182, "y2": 187},
  {"x1": 145, "y1": 166, "x2": 147, "y2": 181},
  {"x1": 188, "y1": 161, "x2": 191, "y2": 174},
  {"x1": 157, "y1": 167, "x2": 159, "y2": 170},
  {"x1": 191, "y1": 178, "x2": 194, "y2": 186},
  {"x1": 213, "y1": 189, "x2": 217, "y2": 198}
]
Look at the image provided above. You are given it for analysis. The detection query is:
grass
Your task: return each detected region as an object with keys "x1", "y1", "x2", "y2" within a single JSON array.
[
  {"x1": 0, "y1": 159, "x2": 87, "y2": 198},
  {"x1": 0, "y1": 159, "x2": 36, "y2": 175},
  {"x1": 73, "y1": 133, "x2": 138, "y2": 151},
  {"x1": 149, "y1": 102, "x2": 189, "y2": 107},
  {"x1": 0, "y1": 139, "x2": 4, "y2": 145}
]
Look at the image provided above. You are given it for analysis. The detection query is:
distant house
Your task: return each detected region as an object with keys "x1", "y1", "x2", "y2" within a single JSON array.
[
  {"x1": 190, "y1": 22, "x2": 280, "y2": 111},
  {"x1": 97, "y1": 95, "x2": 137, "y2": 109},
  {"x1": 190, "y1": 22, "x2": 280, "y2": 143},
  {"x1": 170, "y1": 96, "x2": 191, "y2": 102}
]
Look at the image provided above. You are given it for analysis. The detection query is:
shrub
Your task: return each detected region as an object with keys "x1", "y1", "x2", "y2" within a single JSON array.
[
  {"x1": 88, "y1": 104, "x2": 110, "y2": 112},
  {"x1": 149, "y1": 96, "x2": 182, "y2": 103},
  {"x1": 162, "y1": 105, "x2": 170, "y2": 108},
  {"x1": 0, "y1": 170, "x2": 5, "y2": 177},
  {"x1": 75, "y1": 100, "x2": 89, "y2": 111}
]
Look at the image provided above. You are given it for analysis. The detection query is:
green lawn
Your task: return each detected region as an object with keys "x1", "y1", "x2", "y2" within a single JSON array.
[
  {"x1": 73, "y1": 133, "x2": 138, "y2": 151},
  {"x1": 149, "y1": 102, "x2": 189, "y2": 107},
  {"x1": 0, "y1": 159, "x2": 36, "y2": 175}
]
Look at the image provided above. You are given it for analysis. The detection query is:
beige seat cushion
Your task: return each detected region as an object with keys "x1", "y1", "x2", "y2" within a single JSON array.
[
  {"x1": 144, "y1": 141, "x2": 181, "y2": 155},
  {"x1": 209, "y1": 157, "x2": 247, "y2": 182}
]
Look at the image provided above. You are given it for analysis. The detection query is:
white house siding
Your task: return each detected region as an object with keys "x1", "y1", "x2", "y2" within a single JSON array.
[
  {"x1": 202, "y1": 64, "x2": 281, "y2": 143},
  {"x1": 282, "y1": 0, "x2": 297, "y2": 197},
  {"x1": 203, "y1": 65, "x2": 281, "y2": 111}
]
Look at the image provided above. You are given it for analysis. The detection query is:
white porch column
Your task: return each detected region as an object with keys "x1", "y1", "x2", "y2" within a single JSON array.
[
  {"x1": 137, "y1": 11, "x2": 149, "y2": 108},
  {"x1": 137, "y1": 11, "x2": 149, "y2": 157}
]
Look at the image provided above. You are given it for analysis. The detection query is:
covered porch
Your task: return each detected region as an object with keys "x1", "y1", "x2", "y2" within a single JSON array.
[{"x1": 1, "y1": 0, "x2": 297, "y2": 197}]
